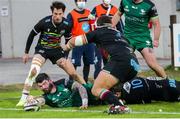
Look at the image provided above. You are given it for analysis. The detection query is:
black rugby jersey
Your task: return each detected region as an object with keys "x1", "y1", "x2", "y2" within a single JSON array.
[
  {"x1": 85, "y1": 27, "x2": 133, "y2": 61},
  {"x1": 25, "y1": 16, "x2": 71, "y2": 53}
]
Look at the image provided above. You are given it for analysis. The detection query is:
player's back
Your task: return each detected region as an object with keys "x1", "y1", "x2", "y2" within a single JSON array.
[
  {"x1": 121, "y1": 77, "x2": 151, "y2": 104},
  {"x1": 147, "y1": 78, "x2": 180, "y2": 102}
]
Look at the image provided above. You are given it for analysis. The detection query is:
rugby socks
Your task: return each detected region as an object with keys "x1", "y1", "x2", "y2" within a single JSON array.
[
  {"x1": 83, "y1": 65, "x2": 90, "y2": 82},
  {"x1": 24, "y1": 64, "x2": 41, "y2": 87},
  {"x1": 20, "y1": 59, "x2": 41, "y2": 101},
  {"x1": 99, "y1": 89, "x2": 123, "y2": 106},
  {"x1": 21, "y1": 90, "x2": 29, "y2": 101}
]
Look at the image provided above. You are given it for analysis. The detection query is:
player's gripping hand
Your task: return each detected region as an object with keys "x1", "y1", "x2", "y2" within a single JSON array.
[
  {"x1": 79, "y1": 105, "x2": 88, "y2": 110},
  {"x1": 23, "y1": 96, "x2": 41, "y2": 112}
]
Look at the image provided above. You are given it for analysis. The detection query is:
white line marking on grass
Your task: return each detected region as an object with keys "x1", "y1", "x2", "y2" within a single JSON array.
[{"x1": 0, "y1": 108, "x2": 180, "y2": 115}]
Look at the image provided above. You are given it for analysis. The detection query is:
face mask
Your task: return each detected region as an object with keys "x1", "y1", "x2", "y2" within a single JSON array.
[
  {"x1": 77, "y1": 2, "x2": 86, "y2": 9},
  {"x1": 103, "y1": 0, "x2": 111, "y2": 5}
]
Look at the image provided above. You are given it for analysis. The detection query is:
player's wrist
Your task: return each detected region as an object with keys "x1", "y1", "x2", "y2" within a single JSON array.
[{"x1": 82, "y1": 98, "x2": 88, "y2": 106}]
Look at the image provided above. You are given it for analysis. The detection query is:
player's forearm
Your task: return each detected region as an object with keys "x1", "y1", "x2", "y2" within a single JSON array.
[
  {"x1": 153, "y1": 18, "x2": 161, "y2": 42},
  {"x1": 66, "y1": 35, "x2": 88, "y2": 50},
  {"x1": 72, "y1": 82, "x2": 88, "y2": 99},
  {"x1": 112, "y1": 11, "x2": 121, "y2": 28},
  {"x1": 25, "y1": 30, "x2": 37, "y2": 53},
  {"x1": 72, "y1": 82, "x2": 88, "y2": 106}
]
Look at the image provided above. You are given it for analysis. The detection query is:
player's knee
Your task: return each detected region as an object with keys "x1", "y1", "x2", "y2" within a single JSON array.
[
  {"x1": 29, "y1": 64, "x2": 41, "y2": 78},
  {"x1": 30, "y1": 68, "x2": 37, "y2": 77}
]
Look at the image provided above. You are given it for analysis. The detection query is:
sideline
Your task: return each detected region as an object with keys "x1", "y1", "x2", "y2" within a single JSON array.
[{"x1": 0, "y1": 107, "x2": 180, "y2": 115}]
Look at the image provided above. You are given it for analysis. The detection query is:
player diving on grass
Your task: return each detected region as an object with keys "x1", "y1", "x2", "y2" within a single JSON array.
[
  {"x1": 112, "y1": 76, "x2": 180, "y2": 104},
  {"x1": 24, "y1": 73, "x2": 105, "y2": 111},
  {"x1": 16, "y1": 1, "x2": 86, "y2": 107}
]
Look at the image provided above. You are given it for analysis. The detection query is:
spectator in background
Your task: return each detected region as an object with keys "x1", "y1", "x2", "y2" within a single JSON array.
[
  {"x1": 90, "y1": 0, "x2": 124, "y2": 78},
  {"x1": 67, "y1": 0, "x2": 95, "y2": 82}
]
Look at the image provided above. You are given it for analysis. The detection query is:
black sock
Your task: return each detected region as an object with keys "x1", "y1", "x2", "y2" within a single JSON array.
[{"x1": 100, "y1": 89, "x2": 123, "y2": 106}]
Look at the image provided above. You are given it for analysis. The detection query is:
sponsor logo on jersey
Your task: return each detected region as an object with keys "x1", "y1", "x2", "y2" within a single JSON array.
[
  {"x1": 123, "y1": 82, "x2": 131, "y2": 94},
  {"x1": 60, "y1": 30, "x2": 65, "y2": 34},
  {"x1": 146, "y1": 40, "x2": 151, "y2": 46},
  {"x1": 124, "y1": 5, "x2": 129, "y2": 12},
  {"x1": 82, "y1": 22, "x2": 90, "y2": 33},
  {"x1": 45, "y1": 19, "x2": 51, "y2": 23},
  {"x1": 38, "y1": 49, "x2": 45, "y2": 53},
  {"x1": 132, "y1": 6, "x2": 138, "y2": 9},
  {"x1": 140, "y1": 9, "x2": 146, "y2": 15}
]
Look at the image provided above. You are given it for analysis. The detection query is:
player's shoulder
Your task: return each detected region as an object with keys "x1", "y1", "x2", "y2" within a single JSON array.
[
  {"x1": 62, "y1": 17, "x2": 70, "y2": 26},
  {"x1": 39, "y1": 15, "x2": 52, "y2": 24},
  {"x1": 143, "y1": 0, "x2": 155, "y2": 7}
]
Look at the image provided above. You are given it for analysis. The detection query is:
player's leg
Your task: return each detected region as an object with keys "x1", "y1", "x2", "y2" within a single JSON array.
[
  {"x1": 83, "y1": 44, "x2": 95, "y2": 82},
  {"x1": 17, "y1": 54, "x2": 45, "y2": 106},
  {"x1": 70, "y1": 47, "x2": 83, "y2": 80},
  {"x1": 91, "y1": 71, "x2": 130, "y2": 114},
  {"x1": 56, "y1": 57, "x2": 86, "y2": 85},
  {"x1": 140, "y1": 48, "x2": 167, "y2": 78},
  {"x1": 94, "y1": 47, "x2": 102, "y2": 79}
]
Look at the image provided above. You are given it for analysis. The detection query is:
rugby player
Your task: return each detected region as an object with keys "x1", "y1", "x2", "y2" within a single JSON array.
[
  {"x1": 112, "y1": 77, "x2": 180, "y2": 104},
  {"x1": 63, "y1": 15, "x2": 140, "y2": 114},
  {"x1": 112, "y1": 0, "x2": 167, "y2": 78},
  {"x1": 17, "y1": 1, "x2": 85, "y2": 107}
]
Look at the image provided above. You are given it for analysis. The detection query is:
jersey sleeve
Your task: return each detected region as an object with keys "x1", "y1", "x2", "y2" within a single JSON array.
[
  {"x1": 24, "y1": 19, "x2": 43, "y2": 53},
  {"x1": 118, "y1": 0, "x2": 124, "y2": 13},
  {"x1": 85, "y1": 30, "x2": 97, "y2": 43},
  {"x1": 148, "y1": 4, "x2": 158, "y2": 19},
  {"x1": 33, "y1": 19, "x2": 44, "y2": 34},
  {"x1": 91, "y1": 7, "x2": 97, "y2": 17},
  {"x1": 64, "y1": 21, "x2": 72, "y2": 44},
  {"x1": 66, "y1": 13, "x2": 73, "y2": 30}
]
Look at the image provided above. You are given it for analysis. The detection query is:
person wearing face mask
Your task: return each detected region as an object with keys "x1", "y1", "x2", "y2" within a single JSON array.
[
  {"x1": 67, "y1": 0, "x2": 95, "y2": 83},
  {"x1": 91, "y1": 0, "x2": 124, "y2": 79},
  {"x1": 16, "y1": 1, "x2": 86, "y2": 107},
  {"x1": 112, "y1": 0, "x2": 167, "y2": 78}
]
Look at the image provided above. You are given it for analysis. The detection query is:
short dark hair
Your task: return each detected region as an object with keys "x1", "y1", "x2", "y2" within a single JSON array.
[
  {"x1": 96, "y1": 15, "x2": 112, "y2": 26},
  {"x1": 35, "y1": 73, "x2": 50, "y2": 83},
  {"x1": 74, "y1": 0, "x2": 87, "y2": 3},
  {"x1": 50, "y1": 1, "x2": 66, "y2": 12}
]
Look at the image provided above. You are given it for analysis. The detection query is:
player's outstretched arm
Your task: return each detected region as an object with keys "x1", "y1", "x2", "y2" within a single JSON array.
[
  {"x1": 62, "y1": 34, "x2": 88, "y2": 51},
  {"x1": 72, "y1": 82, "x2": 88, "y2": 109},
  {"x1": 24, "y1": 95, "x2": 45, "y2": 111}
]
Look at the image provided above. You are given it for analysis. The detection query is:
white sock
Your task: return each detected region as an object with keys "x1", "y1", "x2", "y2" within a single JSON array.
[
  {"x1": 20, "y1": 61, "x2": 41, "y2": 101},
  {"x1": 20, "y1": 90, "x2": 29, "y2": 101},
  {"x1": 25, "y1": 64, "x2": 41, "y2": 87}
]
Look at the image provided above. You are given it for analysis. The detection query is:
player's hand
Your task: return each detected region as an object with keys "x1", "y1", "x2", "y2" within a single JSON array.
[
  {"x1": 88, "y1": 14, "x2": 95, "y2": 20},
  {"x1": 23, "y1": 53, "x2": 29, "y2": 64},
  {"x1": 79, "y1": 105, "x2": 88, "y2": 109},
  {"x1": 153, "y1": 40, "x2": 159, "y2": 48},
  {"x1": 26, "y1": 95, "x2": 35, "y2": 102},
  {"x1": 62, "y1": 45, "x2": 70, "y2": 51}
]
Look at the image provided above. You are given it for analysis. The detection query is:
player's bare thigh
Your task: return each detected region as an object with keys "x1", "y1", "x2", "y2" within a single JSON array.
[{"x1": 92, "y1": 71, "x2": 119, "y2": 97}]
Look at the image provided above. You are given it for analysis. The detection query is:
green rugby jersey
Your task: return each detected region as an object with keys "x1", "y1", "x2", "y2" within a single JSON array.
[
  {"x1": 43, "y1": 83, "x2": 100, "y2": 107},
  {"x1": 119, "y1": 0, "x2": 158, "y2": 48},
  {"x1": 43, "y1": 84, "x2": 74, "y2": 107}
]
